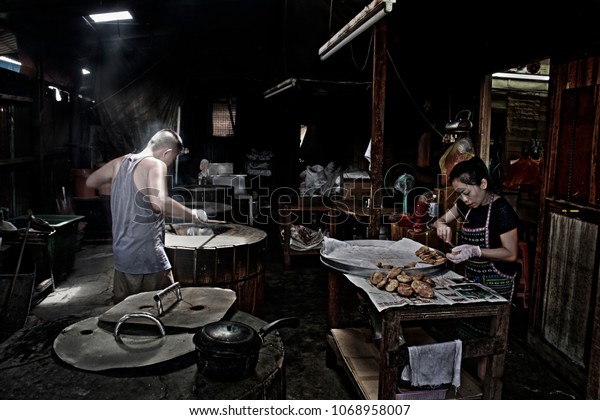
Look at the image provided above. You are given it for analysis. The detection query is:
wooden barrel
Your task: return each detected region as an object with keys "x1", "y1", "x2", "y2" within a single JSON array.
[
  {"x1": 172, "y1": 185, "x2": 233, "y2": 207},
  {"x1": 165, "y1": 223, "x2": 267, "y2": 315}
]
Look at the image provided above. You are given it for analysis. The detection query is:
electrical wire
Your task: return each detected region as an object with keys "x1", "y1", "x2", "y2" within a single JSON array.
[
  {"x1": 326, "y1": 0, "x2": 373, "y2": 70},
  {"x1": 350, "y1": 29, "x2": 373, "y2": 72},
  {"x1": 328, "y1": 0, "x2": 334, "y2": 35},
  {"x1": 386, "y1": 49, "x2": 443, "y2": 137}
]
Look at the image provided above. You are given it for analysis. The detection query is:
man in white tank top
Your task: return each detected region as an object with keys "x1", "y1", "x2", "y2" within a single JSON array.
[{"x1": 86, "y1": 129, "x2": 204, "y2": 303}]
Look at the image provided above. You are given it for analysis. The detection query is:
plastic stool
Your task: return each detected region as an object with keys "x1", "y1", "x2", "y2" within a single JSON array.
[{"x1": 515, "y1": 240, "x2": 530, "y2": 308}]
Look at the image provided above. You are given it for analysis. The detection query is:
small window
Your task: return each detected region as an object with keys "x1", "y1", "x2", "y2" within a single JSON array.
[{"x1": 211, "y1": 98, "x2": 236, "y2": 137}]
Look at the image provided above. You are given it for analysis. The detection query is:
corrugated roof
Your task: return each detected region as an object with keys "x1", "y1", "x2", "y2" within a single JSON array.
[{"x1": 0, "y1": 28, "x2": 18, "y2": 55}]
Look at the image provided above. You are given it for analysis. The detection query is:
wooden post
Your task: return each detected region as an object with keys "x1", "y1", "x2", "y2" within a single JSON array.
[
  {"x1": 368, "y1": 18, "x2": 387, "y2": 239},
  {"x1": 478, "y1": 75, "x2": 492, "y2": 165}
]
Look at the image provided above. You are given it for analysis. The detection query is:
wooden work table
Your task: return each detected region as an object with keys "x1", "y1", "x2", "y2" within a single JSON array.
[{"x1": 326, "y1": 268, "x2": 511, "y2": 400}]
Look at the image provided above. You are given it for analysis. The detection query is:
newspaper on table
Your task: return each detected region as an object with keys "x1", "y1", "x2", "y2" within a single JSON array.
[{"x1": 345, "y1": 269, "x2": 508, "y2": 312}]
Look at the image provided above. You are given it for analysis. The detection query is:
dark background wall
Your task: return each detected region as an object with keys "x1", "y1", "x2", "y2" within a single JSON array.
[{"x1": 1, "y1": 0, "x2": 599, "y2": 216}]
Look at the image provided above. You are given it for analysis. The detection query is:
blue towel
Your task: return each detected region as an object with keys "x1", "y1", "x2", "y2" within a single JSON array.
[{"x1": 401, "y1": 340, "x2": 462, "y2": 388}]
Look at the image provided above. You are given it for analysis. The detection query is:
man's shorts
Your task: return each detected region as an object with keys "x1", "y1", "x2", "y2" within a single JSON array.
[{"x1": 113, "y1": 269, "x2": 175, "y2": 303}]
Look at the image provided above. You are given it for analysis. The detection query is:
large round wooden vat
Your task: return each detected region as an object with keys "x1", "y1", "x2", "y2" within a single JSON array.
[
  {"x1": 172, "y1": 185, "x2": 233, "y2": 207},
  {"x1": 164, "y1": 223, "x2": 267, "y2": 315}
]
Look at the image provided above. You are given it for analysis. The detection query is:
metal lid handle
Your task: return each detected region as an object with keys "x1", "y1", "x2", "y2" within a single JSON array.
[
  {"x1": 113, "y1": 312, "x2": 166, "y2": 339},
  {"x1": 153, "y1": 282, "x2": 182, "y2": 316}
]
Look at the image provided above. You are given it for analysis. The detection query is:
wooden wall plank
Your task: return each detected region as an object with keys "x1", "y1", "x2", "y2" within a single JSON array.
[
  {"x1": 593, "y1": 86, "x2": 600, "y2": 205},
  {"x1": 542, "y1": 214, "x2": 597, "y2": 366},
  {"x1": 553, "y1": 86, "x2": 596, "y2": 203},
  {"x1": 589, "y1": 264, "x2": 600, "y2": 398},
  {"x1": 478, "y1": 75, "x2": 491, "y2": 165}
]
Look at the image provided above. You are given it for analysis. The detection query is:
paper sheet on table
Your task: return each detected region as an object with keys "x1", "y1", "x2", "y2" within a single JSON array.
[{"x1": 321, "y1": 237, "x2": 435, "y2": 269}]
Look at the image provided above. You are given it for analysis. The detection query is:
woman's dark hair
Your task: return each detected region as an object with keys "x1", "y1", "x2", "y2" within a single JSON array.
[{"x1": 449, "y1": 156, "x2": 495, "y2": 189}]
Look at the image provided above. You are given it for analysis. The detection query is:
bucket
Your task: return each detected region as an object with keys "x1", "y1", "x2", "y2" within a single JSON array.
[{"x1": 70, "y1": 169, "x2": 96, "y2": 198}]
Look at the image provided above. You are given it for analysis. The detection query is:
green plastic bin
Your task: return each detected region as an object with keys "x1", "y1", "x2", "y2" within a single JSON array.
[{"x1": 9, "y1": 214, "x2": 85, "y2": 283}]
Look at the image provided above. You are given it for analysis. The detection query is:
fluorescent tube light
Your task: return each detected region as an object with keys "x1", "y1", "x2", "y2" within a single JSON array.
[
  {"x1": 0, "y1": 56, "x2": 21, "y2": 65},
  {"x1": 0, "y1": 55, "x2": 22, "y2": 72},
  {"x1": 263, "y1": 78, "x2": 297, "y2": 99},
  {"x1": 321, "y1": 9, "x2": 386, "y2": 61},
  {"x1": 89, "y1": 11, "x2": 133, "y2": 23},
  {"x1": 492, "y1": 72, "x2": 549, "y2": 81},
  {"x1": 319, "y1": 0, "x2": 395, "y2": 61}
]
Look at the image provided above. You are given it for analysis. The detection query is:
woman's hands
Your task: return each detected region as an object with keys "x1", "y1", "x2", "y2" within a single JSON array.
[
  {"x1": 435, "y1": 222, "x2": 453, "y2": 243},
  {"x1": 446, "y1": 244, "x2": 482, "y2": 263}
]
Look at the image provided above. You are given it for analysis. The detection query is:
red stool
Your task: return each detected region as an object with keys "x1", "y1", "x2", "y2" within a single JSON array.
[{"x1": 514, "y1": 240, "x2": 530, "y2": 308}]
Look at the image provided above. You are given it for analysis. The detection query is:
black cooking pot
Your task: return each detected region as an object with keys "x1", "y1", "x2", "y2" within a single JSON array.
[{"x1": 193, "y1": 317, "x2": 299, "y2": 381}]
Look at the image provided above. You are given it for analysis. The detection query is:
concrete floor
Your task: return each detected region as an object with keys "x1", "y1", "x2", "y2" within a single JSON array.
[{"x1": 1, "y1": 219, "x2": 584, "y2": 400}]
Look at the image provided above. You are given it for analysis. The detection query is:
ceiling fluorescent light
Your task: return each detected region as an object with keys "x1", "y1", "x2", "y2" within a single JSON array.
[
  {"x1": 89, "y1": 11, "x2": 133, "y2": 23},
  {"x1": 0, "y1": 55, "x2": 21, "y2": 72},
  {"x1": 492, "y1": 72, "x2": 549, "y2": 81},
  {"x1": 319, "y1": 0, "x2": 395, "y2": 61},
  {"x1": 263, "y1": 78, "x2": 297, "y2": 99},
  {"x1": 0, "y1": 56, "x2": 21, "y2": 65}
]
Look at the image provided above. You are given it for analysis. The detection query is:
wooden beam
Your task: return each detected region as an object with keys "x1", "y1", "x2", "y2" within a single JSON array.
[
  {"x1": 368, "y1": 18, "x2": 386, "y2": 239},
  {"x1": 478, "y1": 74, "x2": 492, "y2": 166}
]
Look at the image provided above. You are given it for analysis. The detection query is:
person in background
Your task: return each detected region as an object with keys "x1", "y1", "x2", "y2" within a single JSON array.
[
  {"x1": 198, "y1": 158, "x2": 210, "y2": 185},
  {"x1": 86, "y1": 128, "x2": 205, "y2": 303},
  {"x1": 433, "y1": 156, "x2": 520, "y2": 303}
]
